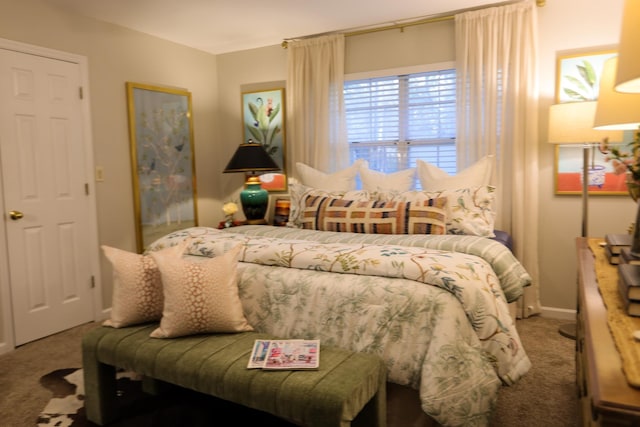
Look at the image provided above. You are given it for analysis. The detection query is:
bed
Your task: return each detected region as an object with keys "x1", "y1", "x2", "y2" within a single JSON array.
[
  {"x1": 110, "y1": 158, "x2": 532, "y2": 426},
  {"x1": 144, "y1": 223, "x2": 532, "y2": 427}
]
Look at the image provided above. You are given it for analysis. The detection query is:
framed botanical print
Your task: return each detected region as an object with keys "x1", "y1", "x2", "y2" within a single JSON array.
[
  {"x1": 555, "y1": 48, "x2": 616, "y2": 103},
  {"x1": 241, "y1": 87, "x2": 287, "y2": 192}
]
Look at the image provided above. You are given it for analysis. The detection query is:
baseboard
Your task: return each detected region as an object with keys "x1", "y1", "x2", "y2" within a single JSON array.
[
  {"x1": 538, "y1": 306, "x2": 576, "y2": 321},
  {"x1": 0, "y1": 341, "x2": 12, "y2": 356},
  {"x1": 97, "y1": 308, "x2": 111, "y2": 323}
]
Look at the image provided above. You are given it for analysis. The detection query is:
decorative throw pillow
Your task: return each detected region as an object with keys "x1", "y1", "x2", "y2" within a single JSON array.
[
  {"x1": 149, "y1": 242, "x2": 253, "y2": 338},
  {"x1": 417, "y1": 155, "x2": 494, "y2": 191},
  {"x1": 295, "y1": 159, "x2": 366, "y2": 191},
  {"x1": 288, "y1": 182, "x2": 371, "y2": 228},
  {"x1": 377, "y1": 186, "x2": 497, "y2": 237},
  {"x1": 101, "y1": 245, "x2": 164, "y2": 328},
  {"x1": 300, "y1": 196, "x2": 447, "y2": 235},
  {"x1": 360, "y1": 166, "x2": 416, "y2": 192}
]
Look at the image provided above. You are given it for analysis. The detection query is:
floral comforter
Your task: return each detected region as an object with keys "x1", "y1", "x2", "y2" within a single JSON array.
[{"x1": 147, "y1": 226, "x2": 532, "y2": 427}]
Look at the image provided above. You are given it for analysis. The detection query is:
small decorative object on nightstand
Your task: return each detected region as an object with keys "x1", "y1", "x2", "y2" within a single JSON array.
[
  {"x1": 222, "y1": 201, "x2": 239, "y2": 228},
  {"x1": 273, "y1": 198, "x2": 291, "y2": 226}
]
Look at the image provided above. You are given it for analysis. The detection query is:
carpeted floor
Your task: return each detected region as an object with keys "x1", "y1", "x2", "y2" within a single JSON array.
[{"x1": 0, "y1": 315, "x2": 578, "y2": 426}]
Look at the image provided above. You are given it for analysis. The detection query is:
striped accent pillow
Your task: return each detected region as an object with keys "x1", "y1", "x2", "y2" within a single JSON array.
[{"x1": 300, "y1": 196, "x2": 448, "y2": 235}]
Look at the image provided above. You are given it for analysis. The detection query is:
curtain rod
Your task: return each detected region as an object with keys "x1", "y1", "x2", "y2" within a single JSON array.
[{"x1": 281, "y1": 0, "x2": 545, "y2": 48}]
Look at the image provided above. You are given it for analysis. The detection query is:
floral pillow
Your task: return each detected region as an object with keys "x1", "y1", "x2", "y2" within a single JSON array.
[
  {"x1": 149, "y1": 242, "x2": 253, "y2": 338},
  {"x1": 376, "y1": 186, "x2": 497, "y2": 237},
  {"x1": 300, "y1": 195, "x2": 448, "y2": 235},
  {"x1": 101, "y1": 245, "x2": 164, "y2": 328},
  {"x1": 287, "y1": 182, "x2": 371, "y2": 228}
]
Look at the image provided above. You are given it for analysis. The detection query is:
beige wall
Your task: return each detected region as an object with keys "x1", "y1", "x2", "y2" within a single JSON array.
[
  {"x1": 0, "y1": 0, "x2": 220, "y2": 349},
  {"x1": 0, "y1": 0, "x2": 632, "y2": 350},
  {"x1": 537, "y1": 0, "x2": 630, "y2": 316},
  {"x1": 216, "y1": 0, "x2": 632, "y2": 319}
]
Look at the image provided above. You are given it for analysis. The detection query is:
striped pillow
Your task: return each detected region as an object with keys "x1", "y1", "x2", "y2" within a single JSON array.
[{"x1": 300, "y1": 196, "x2": 448, "y2": 235}]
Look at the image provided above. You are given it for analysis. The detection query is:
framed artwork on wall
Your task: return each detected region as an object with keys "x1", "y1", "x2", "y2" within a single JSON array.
[
  {"x1": 554, "y1": 143, "x2": 629, "y2": 196},
  {"x1": 241, "y1": 87, "x2": 287, "y2": 192},
  {"x1": 555, "y1": 48, "x2": 616, "y2": 103},
  {"x1": 554, "y1": 47, "x2": 628, "y2": 196},
  {"x1": 126, "y1": 82, "x2": 198, "y2": 252}
]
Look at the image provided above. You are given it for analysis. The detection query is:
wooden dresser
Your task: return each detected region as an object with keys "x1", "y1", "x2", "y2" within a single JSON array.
[{"x1": 576, "y1": 237, "x2": 640, "y2": 426}]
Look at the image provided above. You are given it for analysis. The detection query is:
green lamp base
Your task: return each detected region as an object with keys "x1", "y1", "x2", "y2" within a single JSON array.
[{"x1": 240, "y1": 176, "x2": 269, "y2": 224}]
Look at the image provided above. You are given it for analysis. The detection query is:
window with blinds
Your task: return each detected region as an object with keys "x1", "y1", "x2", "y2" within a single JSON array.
[{"x1": 344, "y1": 69, "x2": 457, "y2": 189}]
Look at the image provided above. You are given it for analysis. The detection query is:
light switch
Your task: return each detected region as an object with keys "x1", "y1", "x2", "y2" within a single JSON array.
[{"x1": 95, "y1": 166, "x2": 104, "y2": 182}]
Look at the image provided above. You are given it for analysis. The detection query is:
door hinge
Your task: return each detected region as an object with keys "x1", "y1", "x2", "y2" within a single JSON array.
[
  {"x1": 85, "y1": 183, "x2": 89, "y2": 195},
  {"x1": 79, "y1": 86, "x2": 84, "y2": 99},
  {"x1": 91, "y1": 275, "x2": 95, "y2": 288}
]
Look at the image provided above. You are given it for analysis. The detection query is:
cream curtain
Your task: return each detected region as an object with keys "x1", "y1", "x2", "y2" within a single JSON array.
[
  {"x1": 455, "y1": 0, "x2": 541, "y2": 317},
  {"x1": 286, "y1": 34, "x2": 349, "y2": 175}
]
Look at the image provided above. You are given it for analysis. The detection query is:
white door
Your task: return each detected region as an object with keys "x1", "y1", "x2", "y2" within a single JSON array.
[{"x1": 0, "y1": 48, "x2": 95, "y2": 345}]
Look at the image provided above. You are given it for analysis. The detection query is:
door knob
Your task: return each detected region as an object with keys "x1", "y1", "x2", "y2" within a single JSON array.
[{"x1": 8, "y1": 210, "x2": 23, "y2": 220}]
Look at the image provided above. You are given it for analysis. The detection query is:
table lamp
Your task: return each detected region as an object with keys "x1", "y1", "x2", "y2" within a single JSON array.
[
  {"x1": 548, "y1": 101, "x2": 623, "y2": 340},
  {"x1": 594, "y1": 57, "x2": 640, "y2": 131},
  {"x1": 615, "y1": 0, "x2": 640, "y2": 255},
  {"x1": 594, "y1": 56, "x2": 640, "y2": 256},
  {"x1": 223, "y1": 140, "x2": 280, "y2": 224},
  {"x1": 615, "y1": 0, "x2": 640, "y2": 93}
]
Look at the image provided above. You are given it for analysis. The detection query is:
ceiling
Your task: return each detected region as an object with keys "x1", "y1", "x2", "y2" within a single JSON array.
[{"x1": 47, "y1": 0, "x2": 507, "y2": 55}]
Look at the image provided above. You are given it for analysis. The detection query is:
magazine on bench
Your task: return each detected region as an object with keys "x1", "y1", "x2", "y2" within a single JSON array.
[{"x1": 247, "y1": 339, "x2": 320, "y2": 370}]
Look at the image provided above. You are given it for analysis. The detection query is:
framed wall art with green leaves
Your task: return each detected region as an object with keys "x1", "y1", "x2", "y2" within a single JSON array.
[
  {"x1": 241, "y1": 87, "x2": 287, "y2": 192},
  {"x1": 555, "y1": 48, "x2": 616, "y2": 103}
]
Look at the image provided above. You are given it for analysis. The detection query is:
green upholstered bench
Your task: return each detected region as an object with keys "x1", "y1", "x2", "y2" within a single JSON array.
[{"x1": 82, "y1": 324, "x2": 387, "y2": 427}]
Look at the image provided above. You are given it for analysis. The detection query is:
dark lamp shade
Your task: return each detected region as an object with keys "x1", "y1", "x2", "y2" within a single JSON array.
[{"x1": 223, "y1": 142, "x2": 280, "y2": 173}]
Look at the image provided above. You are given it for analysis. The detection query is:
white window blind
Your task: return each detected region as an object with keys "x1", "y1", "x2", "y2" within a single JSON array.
[{"x1": 344, "y1": 69, "x2": 457, "y2": 188}]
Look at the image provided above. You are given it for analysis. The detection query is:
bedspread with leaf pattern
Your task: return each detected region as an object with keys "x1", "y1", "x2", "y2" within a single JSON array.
[{"x1": 147, "y1": 226, "x2": 531, "y2": 427}]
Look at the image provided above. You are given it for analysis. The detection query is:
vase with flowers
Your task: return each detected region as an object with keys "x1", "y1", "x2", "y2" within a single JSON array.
[
  {"x1": 600, "y1": 128, "x2": 640, "y2": 199},
  {"x1": 222, "y1": 201, "x2": 239, "y2": 228},
  {"x1": 600, "y1": 127, "x2": 640, "y2": 255}
]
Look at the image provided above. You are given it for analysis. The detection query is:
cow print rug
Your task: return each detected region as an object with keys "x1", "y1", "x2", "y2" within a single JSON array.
[{"x1": 37, "y1": 368, "x2": 296, "y2": 426}]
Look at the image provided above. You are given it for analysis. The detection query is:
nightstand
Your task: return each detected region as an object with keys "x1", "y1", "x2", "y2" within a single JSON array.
[{"x1": 217, "y1": 220, "x2": 247, "y2": 229}]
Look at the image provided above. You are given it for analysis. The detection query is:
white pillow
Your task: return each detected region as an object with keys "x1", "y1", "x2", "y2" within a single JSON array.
[
  {"x1": 296, "y1": 159, "x2": 366, "y2": 191},
  {"x1": 417, "y1": 155, "x2": 494, "y2": 191},
  {"x1": 360, "y1": 167, "x2": 416, "y2": 192}
]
